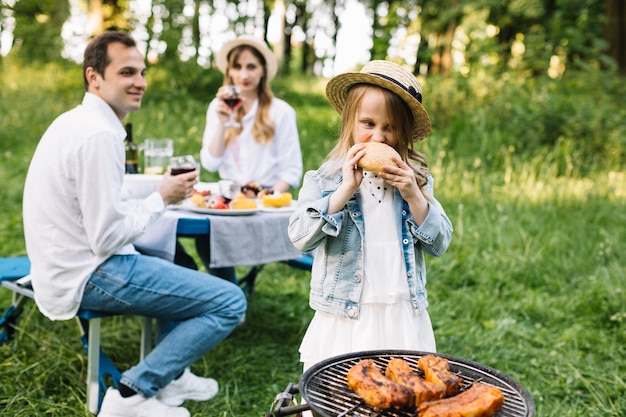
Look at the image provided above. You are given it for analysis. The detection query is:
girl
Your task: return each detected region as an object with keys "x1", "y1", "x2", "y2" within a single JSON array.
[{"x1": 288, "y1": 60, "x2": 453, "y2": 373}]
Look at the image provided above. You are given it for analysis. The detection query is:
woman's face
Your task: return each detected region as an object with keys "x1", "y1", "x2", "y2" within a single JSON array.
[
  {"x1": 353, "y1": 88, "x2": 398, "y2": 148},
  {"x1": 227, "y1": 49, "x2": 265, "y2": 96}
]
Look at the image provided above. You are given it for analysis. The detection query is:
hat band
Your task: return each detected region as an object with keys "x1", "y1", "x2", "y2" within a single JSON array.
[{"x1": 369, "y1": 72, "x2": 423, "y2": 103}]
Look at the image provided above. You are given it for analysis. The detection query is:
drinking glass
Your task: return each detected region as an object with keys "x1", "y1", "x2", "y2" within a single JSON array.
[
  {"x1": 143, "y1": 139, "x2": 174, "y2": 175},
  {"x1": 223, "y1": 85, "x2": 242, "y2": 128},
  {"x1": 170, "y1": 155, "x2": 198, "y2": 176},
  {"x1": 218, "y1": 180, "x2": 242, "y2": 201}
]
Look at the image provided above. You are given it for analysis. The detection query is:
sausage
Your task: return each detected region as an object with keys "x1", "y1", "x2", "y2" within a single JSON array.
[{"x1": 346, "y1": 359, "x2": 415, "y2": 410}]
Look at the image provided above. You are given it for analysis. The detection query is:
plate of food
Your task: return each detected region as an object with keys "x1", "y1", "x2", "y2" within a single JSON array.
[
  {"x1": 259, "y1": 191, "x2": 296, "y2": 212},
  {"x1": 261, "y1": 201, "x2": 297, "y2": 213},
  {"x1": 181, "y1": 190, "x2": 260, "y2": 215},
  {"x1": 184, "y1": 206, "x2": 260, "y2": 216}
]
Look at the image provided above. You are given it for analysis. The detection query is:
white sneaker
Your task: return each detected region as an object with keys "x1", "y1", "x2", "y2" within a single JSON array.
[
  {"x1": 156, "y1": 368, "x2": 219, "y2": 406},
  {"x1": 98, "y1": 388, "x2": 190, "y2": 417}
]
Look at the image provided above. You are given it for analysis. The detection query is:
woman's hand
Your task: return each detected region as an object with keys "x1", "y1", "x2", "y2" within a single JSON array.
[{"x1": 215, "y1": 86, "x2": 242, "y2": 124}]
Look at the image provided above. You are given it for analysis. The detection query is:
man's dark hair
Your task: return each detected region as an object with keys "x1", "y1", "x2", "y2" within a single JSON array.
[{"x1": 82, "y1": 31, "x2": 137, "y2": 90}]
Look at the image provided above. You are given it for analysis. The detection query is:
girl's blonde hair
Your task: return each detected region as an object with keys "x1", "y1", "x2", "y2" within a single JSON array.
[
  {"x1": 224, "y1": 45, "x2": 275, "y2": 146},
  {"x1": 326, "y1": 84, "x2": 431, "y2": 191}
]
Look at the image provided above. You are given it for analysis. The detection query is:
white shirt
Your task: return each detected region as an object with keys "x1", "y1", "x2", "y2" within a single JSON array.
[
  {"x1": 199, "y1": 97, "x2": 303, "y2": 188},
  {"x1": 23, "y1": 93, "x2": 164, "y2": 320}
]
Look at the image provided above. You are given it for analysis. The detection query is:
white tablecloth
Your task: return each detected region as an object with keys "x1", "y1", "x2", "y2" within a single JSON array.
[
  {"x1": 133, "y1": 213, "x2": 178, "y2": 262},
  {"x1": 136, "y1": 208, "x2": 301, "y2": 268}
]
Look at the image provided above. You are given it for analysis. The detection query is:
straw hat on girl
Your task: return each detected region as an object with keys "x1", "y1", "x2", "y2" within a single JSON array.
[
  {"x1": 325, "y1": 60, "x2": 431, "y2": 141},
  {"x1": 215, "y1": 34, "x2": 278, "y2": 82}
]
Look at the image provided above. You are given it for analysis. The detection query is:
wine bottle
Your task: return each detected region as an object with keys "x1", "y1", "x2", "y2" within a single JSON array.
[{"x1": 124, "y1": 122, "x2": 139, "y2": 174}]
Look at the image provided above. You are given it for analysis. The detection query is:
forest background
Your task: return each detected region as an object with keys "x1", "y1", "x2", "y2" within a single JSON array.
[{"x1": 1, "y1": 0, "x2": 625, "y2": 416}]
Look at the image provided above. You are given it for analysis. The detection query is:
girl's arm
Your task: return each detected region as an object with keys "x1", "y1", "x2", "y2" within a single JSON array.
[
  {"x1": 288, "y1": 170, "x2": 345, "y2": 252},
  {"x1": 328, "y1": 143, "x2": 366, "y2": 214}
]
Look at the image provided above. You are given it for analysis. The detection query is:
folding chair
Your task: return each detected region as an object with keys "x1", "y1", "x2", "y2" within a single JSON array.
[{"x1": 0, "y1": 256, "x2": 152, "y2": 414}]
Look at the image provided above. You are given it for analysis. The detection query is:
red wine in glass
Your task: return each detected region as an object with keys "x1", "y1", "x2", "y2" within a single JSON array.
[
  {"x1": 224, "y1": 97, "x2": 242, "y2": 109},
  {"x1": 223, "y1": 85, "x2": 241, "y2": 128},
  {"x1": 171, "y1": 166, "x2": 196, "y2": 176},
  {"x1": 170, "y1": 155, "x2": 197, "y2": 176}
]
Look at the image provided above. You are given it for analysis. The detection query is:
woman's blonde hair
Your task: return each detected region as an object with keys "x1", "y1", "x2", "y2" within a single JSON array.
[
  {"x1": 326, "y1": 84, "x2": 431, "y2": 191},
  {"x1": 224, "y1": 45, "x2": 275, "y2": 146}
]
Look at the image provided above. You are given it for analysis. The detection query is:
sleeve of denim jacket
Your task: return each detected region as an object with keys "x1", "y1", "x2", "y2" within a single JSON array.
[
  {"x1": 407, "y1": 175, "x2": 453, "y2": 257},
  {"x1": 288, "y1": 170, "x2": 345, "y2": 252}
]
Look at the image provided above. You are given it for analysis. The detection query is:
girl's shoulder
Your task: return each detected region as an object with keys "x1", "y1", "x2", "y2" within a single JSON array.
[{"x1": 308, "y1": 160, "x2": 342, "y2": 181}]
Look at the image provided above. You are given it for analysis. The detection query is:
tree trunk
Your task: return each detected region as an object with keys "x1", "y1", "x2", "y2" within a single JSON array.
[
  {"x1": 439, "y1": 18, "x2": 456, "y2": 74},
  {"x1": 88, "y1": 0, "x2": 104, "y2": 36},
  {"x1": 272, "y1": 0, "x2": 286, "y2": 68},
  {"x1": 605, "y1": 0, "x2": 626, "y2": 74}
]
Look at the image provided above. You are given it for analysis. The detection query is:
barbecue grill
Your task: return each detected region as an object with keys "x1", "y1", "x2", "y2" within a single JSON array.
[{"x1": 266, "y1": 350, "x2": 535, "y2": 417}]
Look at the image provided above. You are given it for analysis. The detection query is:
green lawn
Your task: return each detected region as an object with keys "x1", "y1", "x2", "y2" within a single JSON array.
[{"x1": 1, "y1": 61, "x2": 625, "y2": 416}]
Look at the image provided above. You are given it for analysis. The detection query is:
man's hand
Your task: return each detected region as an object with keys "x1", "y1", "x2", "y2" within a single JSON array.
[{"x1": 157, "y1": 171, "x2": 199, "y2": 205}]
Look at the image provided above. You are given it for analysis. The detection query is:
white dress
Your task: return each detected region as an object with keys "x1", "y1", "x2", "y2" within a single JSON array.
[{"x1": 300, "y1": 171, "x2": 436, "y2": 371}]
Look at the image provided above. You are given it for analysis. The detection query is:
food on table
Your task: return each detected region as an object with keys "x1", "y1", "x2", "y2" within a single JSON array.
[
  {"x1": 417, "y1": 354, "x2": 463, "y2": 397},
  {"x1": 207, "y1": 195, "x2": 229, "y2": 209},
  {"x1": 385, "y1": 358, "x2": 445, "y2": 406},
  {"x1": 261, "y1": 192, "x2": 292, "y2": 208},
  {"x1": 241, "y1": 181, "x2": 262, "y2": 198},
  {"x1": 357, "y1": 142, "x2": 401, "y2": 172},
  {"x1": 417, "y1": 381, "x2": 504, "y2": 417},
  {"x1": 230, "y1": 193, "x2": 258, "y2": 210},
  {"x1": 189, "y1": 192, "x2": 206, "y2": 208},
  {"x1": 346, "y1": 359, "x2": 415, "y2": 410}
]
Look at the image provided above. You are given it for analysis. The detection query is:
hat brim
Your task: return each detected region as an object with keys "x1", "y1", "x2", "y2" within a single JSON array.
[
  {"x1": 326, "y1": 72, "x2": 431, "y2": 141},
  {"x1": 216, "y1": 35, "x2": 278, "y2": 81}
]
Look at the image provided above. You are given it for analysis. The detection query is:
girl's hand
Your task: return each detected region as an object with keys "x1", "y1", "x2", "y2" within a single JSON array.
[
  {"x1": 342, "y1": 143, "x2": 366, "y2": 191},
  {"x1": 328, "y1": 143, "x2": 366, "y2": 214},
  {"x1": 378, "y1": 156, "x2": 420, "y2": 199}
]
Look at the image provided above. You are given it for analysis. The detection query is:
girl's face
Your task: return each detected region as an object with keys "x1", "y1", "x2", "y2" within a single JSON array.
[
  {"x1": 353, "y1": 88, "x2": 398, "y2": 148},
  {"x1": 227, "y1": 49, "x2": 265, "y2": 96}
]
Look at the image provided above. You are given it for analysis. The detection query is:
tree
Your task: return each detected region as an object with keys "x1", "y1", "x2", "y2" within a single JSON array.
[
  {"x1": 419, "y1": 0, "x2": 462, "y2": 75},
  {"x1": 10, "y1": 0, "x2": 69, "y2": 62},
  {"x1": 605, "y1": 0, "x2": 626, "y2": 74}
]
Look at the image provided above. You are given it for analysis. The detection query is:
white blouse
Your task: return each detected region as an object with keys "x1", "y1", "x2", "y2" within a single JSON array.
[{"x1": 199, "y1": 97, "x2": 303, "y2": 188}]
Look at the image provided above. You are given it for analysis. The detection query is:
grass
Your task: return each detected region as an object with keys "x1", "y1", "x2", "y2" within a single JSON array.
[{"x1": 1, "y1": 60, "x2": 625, "y2": 416}]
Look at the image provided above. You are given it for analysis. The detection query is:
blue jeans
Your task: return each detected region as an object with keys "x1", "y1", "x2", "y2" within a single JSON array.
[{"x1": 79, "y1": 254, "x2": 247, "y2": 398}]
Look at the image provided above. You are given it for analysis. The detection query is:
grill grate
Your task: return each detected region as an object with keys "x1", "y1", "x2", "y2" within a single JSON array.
[{"x1": 300, "y1": 351, "x2": 534, "y2": 417}]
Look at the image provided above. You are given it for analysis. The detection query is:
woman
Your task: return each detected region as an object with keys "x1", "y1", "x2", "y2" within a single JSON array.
[
  {"x1": 200, "y1": 34, "x2": 302, "y2": 194},
  {"x1": 189, "y1": 35, "x2": 303, "y2": 281}
]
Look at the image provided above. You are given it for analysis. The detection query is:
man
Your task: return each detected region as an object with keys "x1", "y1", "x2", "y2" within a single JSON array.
[{"x1": 22, "y1": 31, "x2": 247, "y2": 417}]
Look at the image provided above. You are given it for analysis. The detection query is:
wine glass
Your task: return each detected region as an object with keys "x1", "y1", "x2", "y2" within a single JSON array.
[
  {"x1": 170, "y1": 155, "x2": 198, "y2": 176},
  {"x1": 223, "y1": 85, "x2": 242, "y2": 128}
]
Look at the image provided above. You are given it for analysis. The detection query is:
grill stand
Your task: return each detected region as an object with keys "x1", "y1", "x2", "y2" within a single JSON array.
[{"x1": 265, "y1": 382, "x2": 306, "y2": 417}]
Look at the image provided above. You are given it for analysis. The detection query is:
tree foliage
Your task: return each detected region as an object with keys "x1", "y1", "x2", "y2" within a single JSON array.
[{"x1": 0, "y1": 0, "x2": 622, "y2": 76}]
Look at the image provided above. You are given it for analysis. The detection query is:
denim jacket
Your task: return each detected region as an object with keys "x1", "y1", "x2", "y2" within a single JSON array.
[{"x1": 288, "y1": 162, "x2": 453, "y2": 320}]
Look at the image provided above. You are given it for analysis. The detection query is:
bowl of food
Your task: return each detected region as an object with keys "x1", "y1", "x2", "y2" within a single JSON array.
[{"x1": 121, "y1": 174, "x2": 163, "y2": 200}]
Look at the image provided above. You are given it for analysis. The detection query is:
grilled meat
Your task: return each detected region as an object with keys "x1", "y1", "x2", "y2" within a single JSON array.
[
  {"x1": 417, "y1": 381, "x2": 505, "y2": 417},
  {"x1": 418, "y1": 354, "x2": 463, "y2": 397},
  {"x1": 346, "y1": 359, "x2": 415, "y2": 410},
  {"x1": 385, "y1": 357, "x2": 446, "y2": 406}
]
